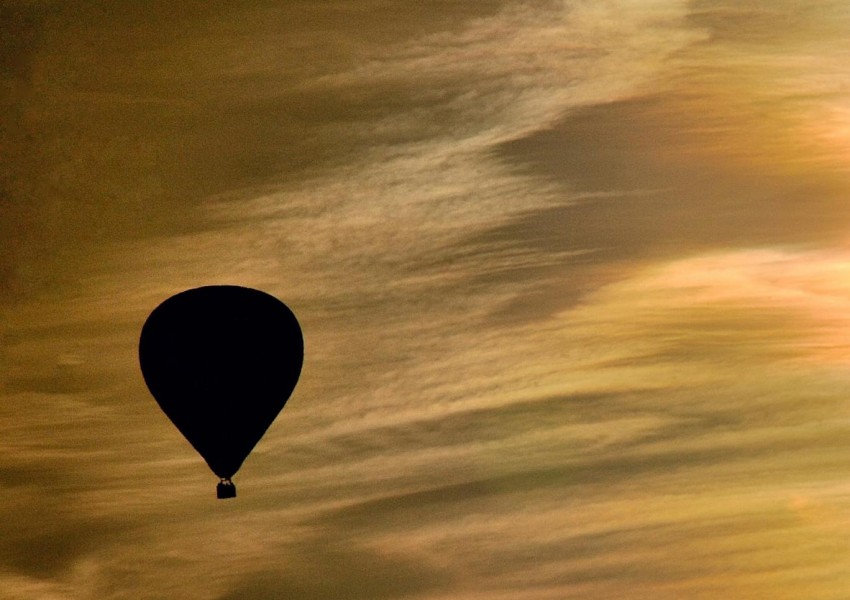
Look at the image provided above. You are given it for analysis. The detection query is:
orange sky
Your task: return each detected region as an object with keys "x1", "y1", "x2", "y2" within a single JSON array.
[{"x1": 3, "y1": 1, "x2": 850, "y2": 598}]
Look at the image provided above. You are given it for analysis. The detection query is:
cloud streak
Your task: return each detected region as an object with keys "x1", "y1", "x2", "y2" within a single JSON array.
[{"x1": 4, "y1": 1, "x2": 850, "y2": 599}]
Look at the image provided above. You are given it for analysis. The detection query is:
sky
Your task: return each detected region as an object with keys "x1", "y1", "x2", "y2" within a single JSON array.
[{"x1": 3, "y1": 1, "x2": 850, "y2": 598}]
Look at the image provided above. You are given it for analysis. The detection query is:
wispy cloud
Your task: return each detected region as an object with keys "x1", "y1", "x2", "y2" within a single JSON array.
[{"x1": 4, "y1": 1, "x2": 850, "y2": 599}]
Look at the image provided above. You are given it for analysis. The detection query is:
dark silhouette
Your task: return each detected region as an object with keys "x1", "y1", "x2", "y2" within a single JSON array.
[{"x1": 139, "y1": 286, "x2": 303, "y2": 499}]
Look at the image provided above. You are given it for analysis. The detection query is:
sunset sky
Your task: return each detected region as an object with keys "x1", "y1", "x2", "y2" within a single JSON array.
[{"x1": 3, "y1": 1, "x2": 850, "y2": 598}]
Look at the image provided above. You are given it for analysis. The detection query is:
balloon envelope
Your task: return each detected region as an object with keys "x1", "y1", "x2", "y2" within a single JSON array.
[{"x1": 139, "y1": 286, "x2": 303, "y2": 483}]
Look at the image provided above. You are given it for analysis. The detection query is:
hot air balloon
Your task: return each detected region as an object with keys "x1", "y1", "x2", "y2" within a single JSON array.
[{"x1": 138, "y1": 285, "x2": 303, "y2": 499}]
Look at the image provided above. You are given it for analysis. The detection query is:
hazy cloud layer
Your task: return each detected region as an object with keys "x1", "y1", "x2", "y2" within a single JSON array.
[{"x1": 3, "y1": 1, "x2": 850, "y2": 599}]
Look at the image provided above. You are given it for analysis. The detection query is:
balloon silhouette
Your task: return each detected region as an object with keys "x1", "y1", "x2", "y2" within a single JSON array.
[{"x1": 139, "y1": 286, "x2": 303, "y2": 499}]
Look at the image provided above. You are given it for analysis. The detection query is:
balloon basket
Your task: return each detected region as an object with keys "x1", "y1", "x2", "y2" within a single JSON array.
[{"x1": 217, "y1": 479, "x2": 237, "y2": 499}]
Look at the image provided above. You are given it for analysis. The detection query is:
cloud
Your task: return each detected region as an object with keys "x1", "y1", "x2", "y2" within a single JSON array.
[
  {"x1": 5, "y1": 2, "x2": 850, "y2": 599},
  {"x1": 470, "y1": 87, "x2": 850, "y2": 320},
  {"x1": 0, "y1": 456, "x2": 130, "y2": 578},
  {"x1": 430, "y1": 1, "x2": 850, "y2": 322},
  {"x1": 0, "y1": 1, "x2": 509, "y2": 302},
  {"x1": 215, "y1": 537, "x2": 451, "y2": 600}
]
